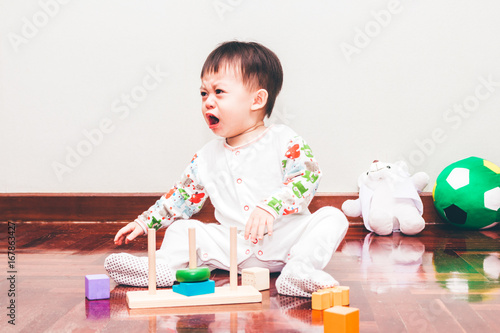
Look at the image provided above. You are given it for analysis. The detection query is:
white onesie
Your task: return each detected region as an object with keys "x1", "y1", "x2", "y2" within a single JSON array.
[{"x1": 134, "y1": 124, "x2": 347, "y2": 272}]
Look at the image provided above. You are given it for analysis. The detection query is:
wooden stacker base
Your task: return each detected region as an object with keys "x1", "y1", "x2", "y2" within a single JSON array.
[{"x1": 126, "y1": 285, "x2": 262, "y2": 309}]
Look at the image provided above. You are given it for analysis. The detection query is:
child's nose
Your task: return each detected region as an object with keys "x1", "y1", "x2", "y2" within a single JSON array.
[{"x1": 204, "y1": 95, "x2": 215, "y2": 109}]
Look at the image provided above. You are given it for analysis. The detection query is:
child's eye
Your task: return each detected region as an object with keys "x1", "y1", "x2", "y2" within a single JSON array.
[
  {"x1": 200, "y1": 91, "x2": 207, "y2": 97},
  {"x1": 215, "y1": 89, "x2": 224, "y2": 94}
]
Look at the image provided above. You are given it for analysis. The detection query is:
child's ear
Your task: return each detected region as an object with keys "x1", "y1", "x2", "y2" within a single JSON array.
[{"x1": 250, "y1": 89, "x2": 268, "y2": 111}]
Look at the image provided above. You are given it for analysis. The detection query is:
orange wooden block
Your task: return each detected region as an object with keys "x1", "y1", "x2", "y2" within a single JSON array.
[
  {"x1": 319, "y1": 287, "x2": 344, "y2": 307},
  {"x1": 337, "y1": 286, "x2": 350, "y2": 306},
  {"x1": 332, "y1": 289, "x2": 342, "y2": 306},
  {"x1": 312, "y1": 291, "x2": 331, "y2": 310},
  {"x1": 324, "y1": 306, "x2": 359, "y2": 333},
  {"x1": 318, "y1": 288, "x2": 333, "y2": 307}
]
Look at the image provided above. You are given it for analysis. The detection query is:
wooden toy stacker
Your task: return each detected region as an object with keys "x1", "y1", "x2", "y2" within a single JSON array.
[{"x1": 126, "y1": 226, "x2": 262, "y2": 309}]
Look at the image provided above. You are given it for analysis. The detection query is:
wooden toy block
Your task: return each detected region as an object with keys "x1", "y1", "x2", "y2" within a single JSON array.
[
  {"x1": 320, "y1": 286, "x2": 350, "y2": 307},
  {"x1": 241, "y1": 267, "x2": 270, "y2": 291},
  {"x1": 337, "y1": 286, "x2": 350, "y2": 306},
  {"x1": 318, "y1": 288, "x2": 336, "y2": 307},
  {"x1": 312, "y1": 290, "x2": 331, "y2": 310},
  {"x1": 324, "y1": 306, "x2": 359, "y2": 333},
  {"x1": 172, "y1": 280, "x2": 215, "y2": 297},
  {"x1": 126, "y1": 226, "x2": 262, "y2": 309},
  {"x1": 85, "y1": 274, "x2": 110, "y2": 300},
  {"x1": 332, "y1": 289, "x2": 342, "y2": 306}
]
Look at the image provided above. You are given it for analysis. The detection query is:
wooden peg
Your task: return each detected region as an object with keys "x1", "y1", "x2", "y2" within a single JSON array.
[{"x1": 148, "y1": 228, "x2": 156, "y2": 295}]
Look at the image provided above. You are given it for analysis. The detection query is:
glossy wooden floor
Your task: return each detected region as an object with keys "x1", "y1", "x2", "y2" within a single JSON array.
[{"x1": 1, "y1": 221, "x2": 499, "y2": 332}]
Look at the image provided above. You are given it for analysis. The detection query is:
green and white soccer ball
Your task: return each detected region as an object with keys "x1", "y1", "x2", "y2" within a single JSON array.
[{"x1": 433, "y1": 157, "x2": 500, "y2": 229}]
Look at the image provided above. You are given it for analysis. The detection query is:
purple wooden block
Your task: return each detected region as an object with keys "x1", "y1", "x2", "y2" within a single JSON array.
[{"x1": 85, "y1": 274, "x2": 110, "y2": 300}]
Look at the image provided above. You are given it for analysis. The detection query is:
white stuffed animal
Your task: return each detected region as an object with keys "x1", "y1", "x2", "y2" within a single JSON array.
[{"x1": 341, "y1": 160, "x2": 429, "y2": 236}]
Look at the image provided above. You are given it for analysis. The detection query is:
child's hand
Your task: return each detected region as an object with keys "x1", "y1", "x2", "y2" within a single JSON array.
[
  {"x1": 244, "y1": 207, "x2": 275, "y2": 243},
  {"x1": 114, "y1": 222, "x2": 144, "y2": 245}
]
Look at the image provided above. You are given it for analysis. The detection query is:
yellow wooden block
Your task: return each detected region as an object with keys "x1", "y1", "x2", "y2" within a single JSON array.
[
  {"x1": 312, "y1": 291, "x2": 331, "y2": 310},
  {"x1": 337, "y1": 286, "x2": 350, "y2": 306},
  {"x1": 324, "y1": 306, "x2": 359, "y2": 333},
  {"x1": 241, "y1": 267, "x2": 270, "y2": 291},
  {"x1": 332, "y1": 289, "x2": 343, "y2": 306},
  {"x1": 320, "y1": 286, "x2": 350, "y2": 306},
  {"x1": 318, "y1": 288, "x2": 333, "y2": 307},
  {"x1": 319, "y1": 287, "x2": 342, "y2": 307}
]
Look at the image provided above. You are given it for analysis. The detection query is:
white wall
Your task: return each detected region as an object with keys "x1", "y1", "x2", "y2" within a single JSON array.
[{"x1": 1, "y1": 0, "x2": 499, "y2": 193}]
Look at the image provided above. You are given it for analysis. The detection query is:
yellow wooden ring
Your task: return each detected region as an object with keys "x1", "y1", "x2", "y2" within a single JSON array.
[{"x1": 176, "y1": 267, "x2": 210, "y2": 283}]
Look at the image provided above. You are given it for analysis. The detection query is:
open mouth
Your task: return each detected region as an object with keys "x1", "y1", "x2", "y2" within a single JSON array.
[{"x1": 207, "y1": 114, "x2": 220, "y2": 127}]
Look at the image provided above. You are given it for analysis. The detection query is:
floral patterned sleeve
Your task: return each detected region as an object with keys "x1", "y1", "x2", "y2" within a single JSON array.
[
  {"x1": 134, "y1": 154, "x2": 207, "y2": 234},
  {"x1": 258, "y1": 136, "x2": 322, "y2": 219}
]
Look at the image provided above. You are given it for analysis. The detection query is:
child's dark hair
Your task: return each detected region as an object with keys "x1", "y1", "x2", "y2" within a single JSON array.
[{"x1": 201, "y1": 41, "x2": 283, "y2": 117}]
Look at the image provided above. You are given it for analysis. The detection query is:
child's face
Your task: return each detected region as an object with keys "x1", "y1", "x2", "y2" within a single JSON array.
[{"x1": 200, "y1": 67, "x2": 261, "y2": 141}]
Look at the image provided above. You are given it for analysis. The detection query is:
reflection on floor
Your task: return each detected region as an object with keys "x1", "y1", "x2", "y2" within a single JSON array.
[{"x1": 1, "y1": 221, "x2": 499, "y2": 332}]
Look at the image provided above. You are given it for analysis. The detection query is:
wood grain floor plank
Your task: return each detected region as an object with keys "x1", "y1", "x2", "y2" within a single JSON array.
[{"x1": 3, "y1": 221, "x2": 500, "y2": 332}]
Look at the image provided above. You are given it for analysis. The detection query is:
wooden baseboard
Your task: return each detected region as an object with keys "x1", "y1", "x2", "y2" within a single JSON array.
[{"x1": 0, "y1": 192, "x2": 442, "y2": 224}]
